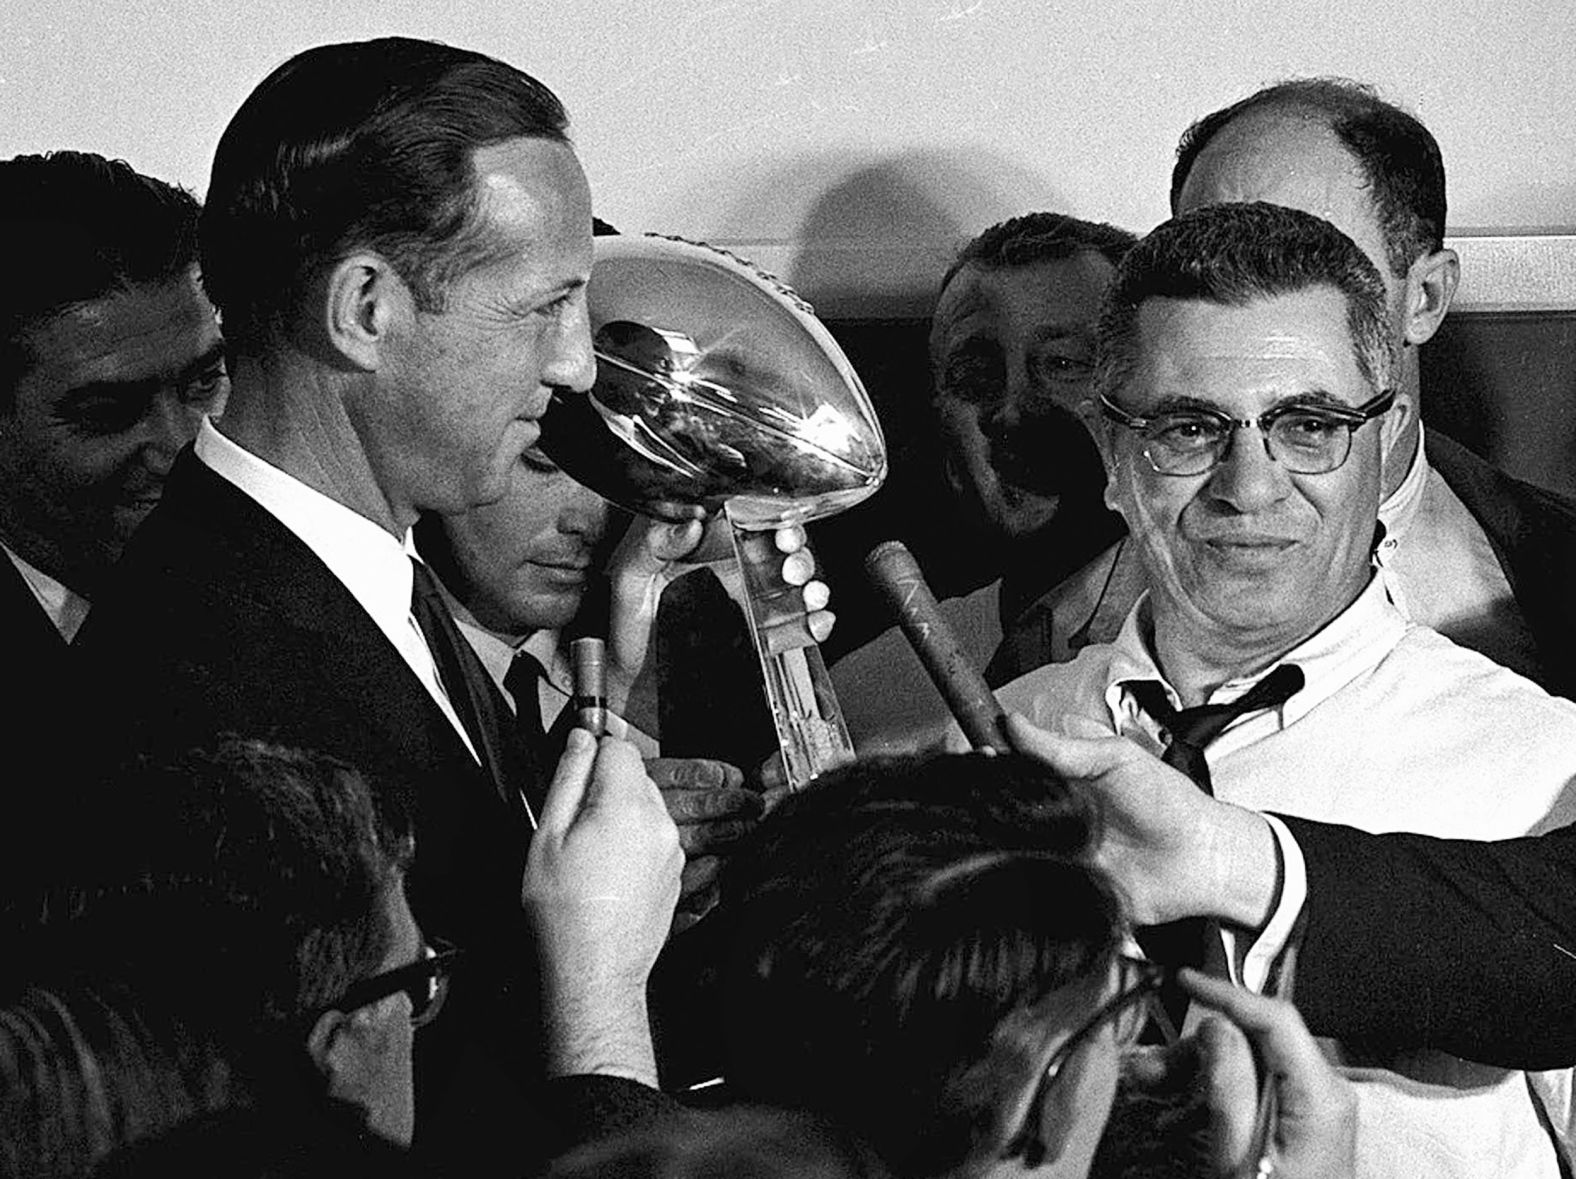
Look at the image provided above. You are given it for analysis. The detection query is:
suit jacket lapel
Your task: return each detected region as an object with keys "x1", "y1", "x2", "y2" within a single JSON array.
[{"x1": 155, "y1": 450, "x2": 514, "y2": 811}]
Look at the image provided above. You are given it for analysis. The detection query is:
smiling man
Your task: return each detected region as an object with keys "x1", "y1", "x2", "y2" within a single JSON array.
[
  {"x1": 993, "y1": 203, "x2": 1576, "y2": 1177},
  {"x1": 0, "y1": 152, "x2": 226, "y2": 712},
  {"x1": 834, "y1": 214, "x2": 1134, "y2": 751},
  {"x1": 73, "y1": 38, "x2": 684, "y2": 1173}
]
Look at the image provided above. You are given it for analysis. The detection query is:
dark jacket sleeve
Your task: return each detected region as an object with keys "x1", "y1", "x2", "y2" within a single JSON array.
[{"x1": 1281, "y1": 813, "x2": 1576, "y2": 1070}]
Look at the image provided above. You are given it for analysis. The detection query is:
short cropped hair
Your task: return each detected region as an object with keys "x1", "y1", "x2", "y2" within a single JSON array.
[
  {"x1": 43, "y1": 739, "x2": 413, "y2": 1094},
  {"x1": 1096, "y1": 201, "x2": 1394, "y2": 403},
  {"x1": 1170, "y1": 77, "x2": 1446, "y2": 278},
  {"x1": 0, "y1": 151, "x2": 201, "y2": 398},
  {"x1": 720, "y1": 753, "x2": 1124, "y2": 1177},
  {"x1": 201, "y1": 36, "x2": 570, "y2": 356},
  {"x1": 938, "y1": 212, "x2": 1137, "y2": 300}
]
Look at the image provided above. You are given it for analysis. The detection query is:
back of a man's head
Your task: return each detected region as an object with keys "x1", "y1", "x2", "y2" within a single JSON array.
[
  {"x1": 0, "y1": 150, "x2": 200, "y2": 398},
  {"x1": 201, "y1": 35, "x2": 570, "y2": 357},
  {"x1": 1169, "y1": 77, "x2": 1445, "y2": 277},
  {"x1": 1097, "y1": 201, "x2": 1394, "y2": 403},
  {"x1": 720, "y1": 753, "x2": 1124, "y2": 1176},
  {"x1": 43, "y1": 739, "x2": 412, "y2": 1104}
]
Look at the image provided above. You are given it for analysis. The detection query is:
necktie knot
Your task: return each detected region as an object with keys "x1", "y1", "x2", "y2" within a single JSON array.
[{"x1": 1125, "y1": 663, "x2": 1304, "y2": 793}]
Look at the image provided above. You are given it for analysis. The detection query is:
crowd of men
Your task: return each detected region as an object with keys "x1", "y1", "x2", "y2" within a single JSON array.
[{"x1": 2, "y1": 32, "x2": 1573, "y2": 1179}]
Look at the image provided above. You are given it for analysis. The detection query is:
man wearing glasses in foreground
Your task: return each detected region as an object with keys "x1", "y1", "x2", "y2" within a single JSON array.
[
  {"x1": 987, "y1": 202, "x2": 1576, "y2": 1176},
  {"x1": 45, "y1": 733, "x2": 679, "y2": 1171}
]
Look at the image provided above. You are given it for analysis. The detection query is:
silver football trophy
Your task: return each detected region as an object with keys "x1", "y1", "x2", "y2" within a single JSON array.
[{"x1": 538, "y1": 234, "x2": 886, "y2": 788}]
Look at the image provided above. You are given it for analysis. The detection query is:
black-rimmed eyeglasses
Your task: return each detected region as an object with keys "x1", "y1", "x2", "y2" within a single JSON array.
[
  {"x1": 1002, "y1": 955, "x2": 1178, "y2": 1167},
  {"x1": 322, "y1": 940, "x2": 462, "y2": 1030},
  {"x1": 1100, "y1": 389, "x2": 1396, "y2": 476}
]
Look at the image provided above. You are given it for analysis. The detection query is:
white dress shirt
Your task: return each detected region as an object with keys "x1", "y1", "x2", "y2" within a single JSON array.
[
  {"x1": 194, "y1": 419, "x2": 476, "y2": 761},
  {"x1": 994, "y1": 575, "x2": 1576, "y2": 1179}
]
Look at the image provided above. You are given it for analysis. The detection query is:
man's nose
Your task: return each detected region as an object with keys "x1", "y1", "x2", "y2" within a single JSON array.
[
  {"x1": 982, "y1": 384, "x2": 1028, "y2": 437},
  {"x1": 544, "y1": 299, "x2": 596, "y2": 394},
  {"x1": 560, "y1": 488, "x2": 609, "y2": 542},
  {"x1": 1205, "y1": 424, "x2": 1291, "y2": 511},
  {"x1": 139, "y1": 392, "x2": 202, "y2": 475}
]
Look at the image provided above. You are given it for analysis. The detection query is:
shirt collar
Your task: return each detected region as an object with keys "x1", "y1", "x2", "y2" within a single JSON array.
[
  {"x1": 438, "y1": 580, "x2": 569, "y2": 699},
  {"x1": 195, "y1": 419, "x2": 414, "y2": 635},
  {"x1": 1376, "y1": 429, "x2": 1431, "y2": 559},
  {"x1": 2, "y1": 542, "x2": 90, "y2": 641},
  {"x1": 1103, "y1": 575, "x2": 1409, "y2": 738}
]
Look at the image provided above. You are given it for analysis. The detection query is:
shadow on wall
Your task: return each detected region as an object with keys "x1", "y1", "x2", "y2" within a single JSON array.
[{"x1": 713, "y1": 147, "x2": 1067, "y2": 318}]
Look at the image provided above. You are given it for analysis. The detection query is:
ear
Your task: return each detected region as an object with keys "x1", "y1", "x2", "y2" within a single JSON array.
[
  {"x1": 306, "y1": 1007, "x2": 370, "y2": 1098},
  {"x1": 322, "y1": 251, "x2": 414, "y2": 371},
  {"x1": 1077, "y1": 398, "x2": 1124, "y2": 514},
  {"x1": 1401, "y1": 247, "x2": 1458, "y2": 347},
  {"x1": 1378, "y1": 382, "x2": 1417, "y2": 467}
]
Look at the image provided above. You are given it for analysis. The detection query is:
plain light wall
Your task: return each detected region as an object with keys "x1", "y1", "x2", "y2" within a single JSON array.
[{"x1": 3, "y1": 0, "x2": 1573, "y2": 313}]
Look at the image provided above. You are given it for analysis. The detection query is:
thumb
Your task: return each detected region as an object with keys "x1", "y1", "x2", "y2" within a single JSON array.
[
  {"x1": 578, "y1": 735, "x2": 655, "y2": 816},
  {"x1": 537, "y1": 726, "x2": 598, "y2": 832}
]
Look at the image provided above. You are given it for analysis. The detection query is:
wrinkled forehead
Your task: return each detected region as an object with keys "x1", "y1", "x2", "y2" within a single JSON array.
[
  {"x1": 17, "y1": 269, "x2": 222, "y2": 391},
  {"x1": 1128, "y1": 289, "x2": 1372, "y2": 402}
]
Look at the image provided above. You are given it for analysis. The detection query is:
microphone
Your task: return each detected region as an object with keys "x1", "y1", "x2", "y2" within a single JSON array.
[
  {"x1": 570, "y1": 637, "x2": 608, "y2": 737},
  {"x1": 863, "y1": 540, "x2": 1010, "y2": 753}
]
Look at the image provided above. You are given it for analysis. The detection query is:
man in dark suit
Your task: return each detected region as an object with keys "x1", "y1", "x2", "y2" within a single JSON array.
[
  {"x1": 74, "y1": 37, "x2": 682, "y2": 1172},
  {"x1": 0, "y1": 152, "x2": 227, "y2": 727}
]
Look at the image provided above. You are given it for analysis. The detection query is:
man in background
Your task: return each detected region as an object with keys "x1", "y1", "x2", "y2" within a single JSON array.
[
  {"x1": 833, "y1": 214, "x2": 1133, "y2": 750},
  {"x1": 0, "y1": 151, "x2": 227, "y2": 718}
]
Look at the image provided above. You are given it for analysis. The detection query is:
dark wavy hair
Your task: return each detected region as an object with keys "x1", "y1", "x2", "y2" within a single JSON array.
[
  {"x1": 1095, "y1": 201, "x2": 1394, "y2": 404},
  {"x1": 201, "y1": 36, "x2": 569, "y2": 356},
  {"x1": 719, "y1": 752, "x2": 1125, "y2": 1177},
  {"x1": 0, "y1": 150, "x2": 201, "y2": 402}
]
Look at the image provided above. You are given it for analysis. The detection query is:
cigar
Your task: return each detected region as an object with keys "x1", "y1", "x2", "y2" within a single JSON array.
[
  {"x1": 570, "y1": 637, "x2": 608, "y2": 737},
  {"x1": 864, "y1": 540, "x2": 1010, "y2": 753}
]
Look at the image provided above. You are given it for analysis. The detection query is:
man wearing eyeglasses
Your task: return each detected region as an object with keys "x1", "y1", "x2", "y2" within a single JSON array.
[
  {"x1": 52, "y1": 734, "x2": 680, "y2": 1171},
  {"x1": 989, "y1": 202, "x2": 1576, "y2": 1177}
]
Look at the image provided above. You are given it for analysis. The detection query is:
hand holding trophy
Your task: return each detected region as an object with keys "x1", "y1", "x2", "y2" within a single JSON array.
[{"x1": 538, "y1": 235, "x2": 886, "y2": 790}]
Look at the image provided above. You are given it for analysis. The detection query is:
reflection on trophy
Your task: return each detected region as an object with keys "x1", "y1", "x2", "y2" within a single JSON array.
[{"x1": 537, "y1": 234, "x2": 886, "y2": 789}]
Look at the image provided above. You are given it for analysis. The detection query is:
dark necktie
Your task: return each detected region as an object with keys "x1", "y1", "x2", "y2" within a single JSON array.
[
  {"x1": 408, "y1": 558, "x2": 524, "y2": 816},
  {"x1": 1124, "y1": 664, "x2": 1305, "y2": 794},
  {"x1": 1125, "y1": 663, "x2": 1303, "y2": 1020},
  {"x1": 503, "y1": 649, "x2": 553, "y2": 775}
]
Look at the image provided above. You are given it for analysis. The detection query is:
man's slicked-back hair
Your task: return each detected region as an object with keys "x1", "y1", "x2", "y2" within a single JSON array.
[
  {"x1": 1096, "y1": 202, "x2": 1394, "y2": 403},
  {"x1": 1170, "y1": 77, "x2": 1446, "y2": 277},
  {"x1": 0, "y1": 151, "x2": 201, "y2": 397},
  {"x1": 201, "y1": 36, "x2": 570, "y2": 356},
  {"x1": 939, "y1": 212, "x2": 1137, "y2": 299},
  {"x1": 720, "y1": 753, "x2": 1124, "y2": 1176}
]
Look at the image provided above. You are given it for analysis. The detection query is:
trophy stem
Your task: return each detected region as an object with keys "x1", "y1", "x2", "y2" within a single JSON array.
[{"x1": 726, "y1": 510, "x2": 857, "y2": 790}]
